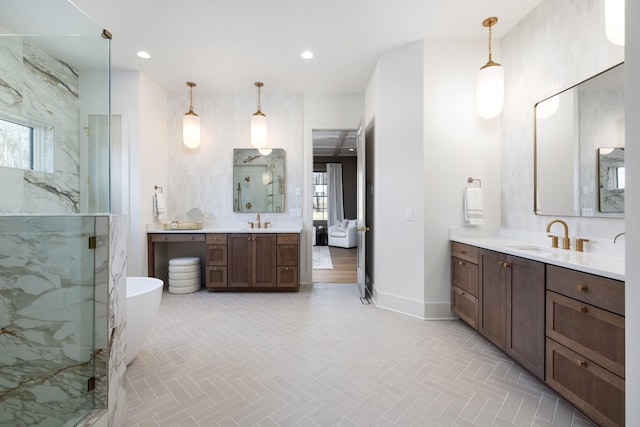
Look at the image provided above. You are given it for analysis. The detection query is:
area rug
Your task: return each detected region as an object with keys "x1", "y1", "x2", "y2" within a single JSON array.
[{"x1": 313, "y1": 246, "x2": 333, "y2": 269}]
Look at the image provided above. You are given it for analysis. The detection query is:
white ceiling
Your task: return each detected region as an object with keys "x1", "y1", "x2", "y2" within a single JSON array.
[{"x1": 62, "y1": 0, "x2": 542, "y2": 94}]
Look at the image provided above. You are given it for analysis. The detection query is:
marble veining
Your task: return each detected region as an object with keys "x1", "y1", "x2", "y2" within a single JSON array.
[{"x1": 0, "y1": 216, "x2": 101, "y2": 426}]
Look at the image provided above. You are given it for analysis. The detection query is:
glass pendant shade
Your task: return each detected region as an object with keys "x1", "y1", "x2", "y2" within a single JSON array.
[
  {"x1": 183, "y1": 82, "x2": 200, "y2": 149},
  {"x1": 251, "y1": 113, "x2": 267, "y2": 149},
  {"x1": 605, "y1": 0, "x2": 625, "y2": 46},
  {"x1": 183, "y1": 113, "x2": 200, "y2": 149},
  {"x1": 476, "y1": 17, "x2": 504, "y2": 119},
  {"x1": 476, "y1": 63, "x2": 504, "y2": 119},
  {"x1": 250, "y1": 81, "x2": 268, "y2": 149}
]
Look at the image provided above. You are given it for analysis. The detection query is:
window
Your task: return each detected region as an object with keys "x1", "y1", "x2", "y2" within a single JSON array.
[
  {"x1": 313, "y1": 171, "x2": 327, "y2": 220},
  {"x1": 0, "y1": 118, "x2": 33, "y2": 170},
  {"x1": 0, "y1": 116, "x2": 53, "y2": 172}
]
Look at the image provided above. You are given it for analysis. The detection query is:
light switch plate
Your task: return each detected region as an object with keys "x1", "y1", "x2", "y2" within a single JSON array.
[
  {"x1": 405, "y1": 208, "x2": 413, "y2": 221},
  {"x1": 290, "y1": 208, "x2": 301, "y2": 218}
]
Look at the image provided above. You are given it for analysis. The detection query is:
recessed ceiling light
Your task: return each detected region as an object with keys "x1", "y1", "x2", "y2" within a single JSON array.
[
  {"x1": 301, "y1": 50, "x2": 314, "y2": 59},
  {"x1": 136, "y1": 51, "x2": 151, "y2": 59}
]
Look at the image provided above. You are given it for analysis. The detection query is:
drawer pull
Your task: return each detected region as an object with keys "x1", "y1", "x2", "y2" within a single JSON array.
[
  {"x1": 576, "y1": 284, "x2": 588, "y2": 292},
  {"x1": 460, "y1": 250, "x2": 466, "y2": 254},
  {"x1": 459, "y1": 261, "x2": 464, "y2": 266},
  {"x1": 498, "y1": 261, "x2": 511, "y2": 269},
  {"x1": 578, "y1": 305, "x2": 588, "y2": 313},
  {"x1": 189, "y1": 236, "x2": 194, "y2": 240},
  {"x1": 162, "y1": 236, "x2": 168, "y2": 241},
  {"x1": 577, "y1": 359, "x2": 587, "y2": 368}
]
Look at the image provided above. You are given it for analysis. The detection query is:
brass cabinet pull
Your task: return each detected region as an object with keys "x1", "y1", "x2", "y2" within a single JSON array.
[
  {"x1": 162, "y1": 236, "x2": 168, "y2": 241},
  {"x1": 578, "y1": 305, "x2": 588, "y2": 313},
  {"x1": 459, "y1": 261, "x2": 464, "y2": 266},
  {"x1": 498, "y1": 261, "x2": 511, "y2": 268},
  {"x1": 460, "y1": 250, "x2": 466, "y2": 254},
  {"x1": 577, "y1": 360, "x2": 587, "y2": 368},
  {"x1": 576, "y1": 284, "x2": 588, "y2": 292},
  {"x1": 189, "y1": 236, "x2": 194, "y2": 240}
]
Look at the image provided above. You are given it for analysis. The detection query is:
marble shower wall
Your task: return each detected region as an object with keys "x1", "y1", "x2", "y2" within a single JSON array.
[
  {"x1": 0, "y1": 216, "x2": 102, "y2": 426},
  {"x1": 0, "y1": 37, "x2": 80, "y2": 214},
  {"x1": 500, "y1": 0, "x2": 625, "y2": 237}
]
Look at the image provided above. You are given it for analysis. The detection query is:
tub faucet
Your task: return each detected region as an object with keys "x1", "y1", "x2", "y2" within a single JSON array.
[
  {"x1": 256, "y1": 213, "x2": 261, "y2": 229},
  {"x1": 546, "y1": 219, "x2": 570, "y2": 250},
  {"x1": 614, "y1": 232, "x2": 625, "y2": 243}
]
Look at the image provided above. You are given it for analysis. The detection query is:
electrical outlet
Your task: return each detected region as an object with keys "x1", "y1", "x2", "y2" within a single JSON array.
[{"x1": 582, "y1": 208, "x2": 593, "y2": 216}]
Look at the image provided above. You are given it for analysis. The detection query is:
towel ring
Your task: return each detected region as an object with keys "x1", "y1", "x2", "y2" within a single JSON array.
[
  {"x1": 154, "y1": 185, "x2": 163, "y2": 193},
  {"x1": 467, "y1": 177, "x2": 481, "y2": 187}
]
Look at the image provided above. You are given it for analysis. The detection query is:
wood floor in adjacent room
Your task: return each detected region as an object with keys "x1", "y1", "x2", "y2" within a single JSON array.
[
  {"x1": 313, "y1": 246, "x2": 357, "y2": 284},
  {"x1": 124, "y1": 283, "x2": 595, "y2": 426}
]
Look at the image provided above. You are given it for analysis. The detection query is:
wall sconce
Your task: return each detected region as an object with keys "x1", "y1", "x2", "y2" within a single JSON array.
[
  {"x1": 476, "y1": 17, "x2": 504, "y2": 119},
  {"x1": 605, "y1": 0, "x2": 625, "y2": 46},
  {"x1": 183, "y1": 82, "x2": 200, "y2": 149},
  {"x1": 251, "y1": 82, "x2": 268, "y2": 149}
]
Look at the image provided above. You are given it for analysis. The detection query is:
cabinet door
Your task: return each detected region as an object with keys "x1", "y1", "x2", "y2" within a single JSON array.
[
  {"x1": 252, "y1": 233, "x2": 276, "y2": 287},
  {"x1": 546, "y1": 338, "x2": 625, "y2": 427},
  {"x1": 479, "y1": 249, "x2": 507, "y2": 349},
  {"x1": 506, "y1": 255, "x2": 545, "y2": 380},
  {"x1": 228, "y1": 233, "x2": 251, "y2": 288}
]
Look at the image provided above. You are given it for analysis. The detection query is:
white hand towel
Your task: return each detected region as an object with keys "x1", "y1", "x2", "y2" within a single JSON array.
[
  {"x1": 464, "y1": 188, "x2": 484, "y2": 225},
  {"x1": 154, "y1": 193, "x2": 166, "y2": 221}
]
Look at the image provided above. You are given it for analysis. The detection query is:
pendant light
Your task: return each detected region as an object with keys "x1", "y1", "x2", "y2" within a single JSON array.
[
  {"x1": 251, "y1": 82, "x2": 268, "y2": 149},
  {"x1": 476, "y1": 17, "x2": 504, "y2": 119},
  {"x1": 183, "y1": 82, "x2": 200, "y2": 149},
  {"x1": 605, "y1": 0, "x2": 625, "y2": 46}
]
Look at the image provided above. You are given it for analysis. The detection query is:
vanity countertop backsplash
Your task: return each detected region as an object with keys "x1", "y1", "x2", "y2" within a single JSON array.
[{"x1": 450, "y1": 228, "x2": 624, "y2": 281}]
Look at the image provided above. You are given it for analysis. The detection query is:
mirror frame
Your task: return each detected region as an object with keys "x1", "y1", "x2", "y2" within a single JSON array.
[
  {"x1": 233, "y1": 148, "x2": 285, "y2": 213},
  {"x1": 534, "y1": 62, "x2": 624, "y2": 218}
]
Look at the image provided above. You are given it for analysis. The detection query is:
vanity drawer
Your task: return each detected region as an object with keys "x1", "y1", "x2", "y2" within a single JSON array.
[
  {"x1": 277, "y1": 266, "x2": 298, "y2": 288},
  {"x1": 277, "y1": 233, "x2": 299, "y2": 244},
  {"x1": 546, "y1": 291, "x2": 625, "y2": 378},
  {"x1": 546, "y1": 338, "x2": 624, "y2": 427},
  {"x1": 451, "y1": 256, "x2": 478, "y2": 296},
  {"x1": 277, "y1": 244, "x2": 298, "y2": 266},
  {"x1": 150, "y1": 233, "x2": 205, "y2": 243},
  {"x1": 206, "y1": 233, "x2": 227, "y2": 244},
  {"x1": 547, "y1": 265, "x2": 624, "y2": 315},
  {"x1": 451, "y1": 242, "x2": 478, "y2": 264},
  {"x1": 451, "y1": 285, "x2": 478, "y2": 329},
  {"x1": 206, "y1": 266, "x2": 227, "y2": 288},
  {"x1": 207, "y1": 244, "x2": 228, "y2": 265}
]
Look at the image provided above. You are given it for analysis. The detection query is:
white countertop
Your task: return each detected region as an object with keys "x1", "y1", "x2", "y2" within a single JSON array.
[
  {"x1": 146, "y1": 223, "x2": 303, "y2": 234},
  {"x1": 450, "y1": 230, "x2": 624, "y2": 281}
]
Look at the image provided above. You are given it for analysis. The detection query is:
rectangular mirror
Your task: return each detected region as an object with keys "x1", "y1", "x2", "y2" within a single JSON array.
[
  {"x1": 534, "y1": 62, "x2": 624, "y2": 217},
  {"x1": 233, "y1": 148, "x2": 285, "y2": 213}
]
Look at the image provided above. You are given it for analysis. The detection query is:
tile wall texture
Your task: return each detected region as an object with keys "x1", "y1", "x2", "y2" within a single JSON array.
[{"x1": 501, "y1": 0, "x2": 625, "y2": 238}]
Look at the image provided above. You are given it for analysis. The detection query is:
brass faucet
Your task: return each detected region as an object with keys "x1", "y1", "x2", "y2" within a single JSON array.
[
  {"x1": 546, "y1": 219, "x2": 570, "y2": 250},
  {"x1": 256, "y1": 213, "x2": 261, "y2": 229}
]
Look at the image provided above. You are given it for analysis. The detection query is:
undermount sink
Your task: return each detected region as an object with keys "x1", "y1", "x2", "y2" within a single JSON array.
[{"x1": 503, "y1": 244, "x2": 552, "y2": 253}]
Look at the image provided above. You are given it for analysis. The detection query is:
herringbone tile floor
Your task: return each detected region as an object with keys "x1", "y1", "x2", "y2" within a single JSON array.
[{"x1": 124, "y1": 284, "x2": 595, "y2": 427}]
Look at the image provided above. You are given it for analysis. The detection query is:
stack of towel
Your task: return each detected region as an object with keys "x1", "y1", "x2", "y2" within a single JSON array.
[
  {"x1": 464, "y1": 188, "x2": 484, "y2": 225},
  {"x1": 154, "y1": 193, "x2": 166, "y2": 221}
]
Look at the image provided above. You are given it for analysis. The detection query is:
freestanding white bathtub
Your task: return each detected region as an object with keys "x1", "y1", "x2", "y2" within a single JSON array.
[{"x1": 126, "y1": 277, "x2": 164, "y2": 365}]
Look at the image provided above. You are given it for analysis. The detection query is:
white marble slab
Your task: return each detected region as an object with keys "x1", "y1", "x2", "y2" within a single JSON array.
[{"x1": 450, "y1": 228, "x2": 624, "y2": 281}]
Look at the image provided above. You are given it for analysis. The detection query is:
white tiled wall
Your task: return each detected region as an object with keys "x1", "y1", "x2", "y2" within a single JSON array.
[{"x1": 501, "y1": 0, "x2": 625, "y2": 239}]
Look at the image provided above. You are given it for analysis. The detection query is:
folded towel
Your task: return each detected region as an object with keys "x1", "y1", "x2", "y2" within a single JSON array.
[
  {"x1": 154, "y1": 193, "x2": 166, "y2": 221},
  {"x1": 464, "y1": 188, "x2": 484, "y2": 225}
]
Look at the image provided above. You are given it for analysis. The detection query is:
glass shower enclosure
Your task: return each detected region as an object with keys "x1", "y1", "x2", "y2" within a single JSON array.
[{"x1": 0, "y1": 1, "x2": 111, "y2": 425}]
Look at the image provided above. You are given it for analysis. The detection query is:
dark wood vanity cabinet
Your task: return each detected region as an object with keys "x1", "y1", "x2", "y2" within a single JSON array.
[
  {"x1": 206, "y1": 234, "x2": 228, "y2": 288},
  {"x1": 477, "y1": 249, "x2": 545, "y2": 380},
  {"x1": 451, "y1": 242, "x2": 479, "y2": 329},
  {"x1": 228, "y1": 233, "x2": 276, "y2": 288},
  {"x1": 276, "y1": 234, "x2": 299, "y2": 288},
  {"x1": 545, "y1": 265, "x2": 625, "y2": 427},
  {"x1": 451, "y1": 241, "x2": 625, "y2": 425}
]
